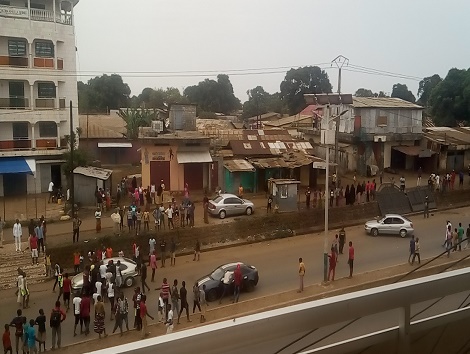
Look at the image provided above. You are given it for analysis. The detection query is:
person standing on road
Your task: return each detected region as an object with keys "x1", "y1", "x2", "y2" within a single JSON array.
[
  {"x1": 233, "y1": 263, "x2": 242, "y2": 303},
  {"x1": 417, "y1": 167, "x2": 422, "y2": 186},
  {"x1": 139, "y1": 294, "x2": 153, "y2": 339},
  {"x1": 400, "y1": 175, "x2": 406, "y2": 192},
  {"x1": 48, "y1": 181, "x2": 54, "y2": 203},
  {"x1": 93, "y1": 296, "x2": 107, "y2": 339},
  {"x1": 149, "y1": 236, "x2": 156, "y2": 255},
  {"x1": 150, "y1": 251, "x2": 157, "y2": 282},
  {"x1": 412, "y1": 237, "x2": 421, "y2": 265},
  {"x1": 28, "y1": 232, "x2": 39, "y2": 266},
  {"x1": 446, "y1": 225, "x2": 453, "y2": 257},
  {"x1": 192, "y1": 282, "x2": 201, "y2": 315},
  {"x1": 457, "y1": 223, "x2": 464, "y2": 251},
  {"x1": 95, "y1": 208, "x2": 102, "y2": 233},
  {"x1": 107, "y1": 281, "x2": 116, "y2": 320},
  {"x1": 72, "y1": 215, "x2": 82, "y2": 243},
  {"x1": 140, "y1": 262, "x2": 150, "y2": 294},
  {"x1": 423, "y1": 196, "x2": 430, "y2": 218},
  {"x1": 160, "y1": 278, "x2": 170, "y2": 320},
  {"x1": 80, "y1": 293, "x2": 91, "y2": 336},
  {"x1": 170, "y1": 238, "x2": 177, "y2": 266},
  {"x1": 408, "y1": 236, "x2": 416, "y2": 264},
  {"x1": 466, "y1": 224, "x2": 470, "y2": 250},
  {"x1": 34, "y1": 221, "x2": 44, "y2": 255},
  {"x1": 298, "y1": 258, "x2": 306, "y2": 292},
  {"x1": 13, "y1": 219, "x2": 22, "y2": 252},
  {"x1": 49, "y1": 300, "x2": 66, "y2": 350},
  {"x1": 10, "y1": 309, "x2": 26, "y2": 354},
  {"x1": 199, "y1": 285, "x2": 207, "y2": 323},
  {"x1": 165, "y1": 304, "x2": 174, "y2": 334},
  {"x1": 178, "y1": 281, "x2": 191, "y2": 324},
  {"x1": 348, "y1": 242, "x2": 355, "y2": 278},
  {"x1": 328, "y1": 246, "x2": 337, "y2": 281},
  {"x1": 132, "y1": 287, "x2": 142, "y2": 330},
  {"x1": 453, "y1": 228, "x2": 459, "y2": 252},
  {"x1": 34, "y1": 309, "x2": 46, "y2": 352},
  {"x1": 219, "y1": 270, "x2": 233, "y2": 304},
  {"x1": 339, "y1": 227, "x2": 346, "y2": 254},
  {"x1": 170, "y1": 279, "x2": 180, "y2": 322},
  {"x1": 267, "y1": 194, "x2": 273, "y2": 213},
  {"x1": 62, "y1": 273, "x2": 72, "y2": 311},
  {"x1": 193, "y1": 239, "x2": 201, "y2": 261},
  {"x1": 72, "y1": 294, "x2": 82, "y2": 336},
  {"x1": 160, "y1": 239, "x2": 167, "y2": 268},
  {"x1": 305, "y1": 187, "x2": 311, "y2": 209}
]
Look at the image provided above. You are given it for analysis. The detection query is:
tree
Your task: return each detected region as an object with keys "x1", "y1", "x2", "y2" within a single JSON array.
[
  {"x1": 183, "y1": 74, "x2": 241, "y2": 115},
  {"x1": 117, "y1": 108, "x2": 164, "y2": 139},
  {"x1": 242, "y1": 86, "x2": 285, "y2": 118},
  {"x1": 77, "y1": 74, "x2": 131, "y2": 113},
  {"x1": 429, "y1": 68, "x2": 470, "y2": 126},
  {"x1": 133, "y1": 87, "x2": 186, "y2": 109},
  {"x1": 417, "y1": 74, "x2": 442, "y2": 107},
  {"x1": 355, "y1": 88, "x2": 376, "y2": 97},
  {"x1": 391, "y1": 83, "x2": 416, "y2": 103},
  {"x1": 62, "y1": 128, "x2": 89, "y2": 181},
  {"x1": 280, "y1": 66, "x2": 332, "y2": 115}
]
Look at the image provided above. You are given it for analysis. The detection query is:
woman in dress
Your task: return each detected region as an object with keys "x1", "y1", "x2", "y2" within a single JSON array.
[
  {"x1": 94, "y1": 295, "x2": 107, "y2": 338},
  {"x1": 95, "y1": 208, "x2": 102, "y2": 233}
]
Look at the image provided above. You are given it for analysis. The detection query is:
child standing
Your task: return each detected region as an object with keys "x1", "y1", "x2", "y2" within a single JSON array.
[{"x1": 2, "y1": 324, "x2": 12, "y2": 354}]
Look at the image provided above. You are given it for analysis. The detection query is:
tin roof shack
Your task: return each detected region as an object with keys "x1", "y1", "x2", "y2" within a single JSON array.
[
  {"x1": 73, "y1": 166, "x2": 112, "y2": 206},
  {"x1": 269, "y1": 179, "x2": 300, "y2": 213}
]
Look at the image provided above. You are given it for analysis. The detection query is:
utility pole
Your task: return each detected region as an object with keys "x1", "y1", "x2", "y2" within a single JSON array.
[
  {"x1": 69, "y1": 101, "x2": 75, "y2": 218},
  {"x1": 331, "y1": 55, "x2": 349, "y2": 175}
]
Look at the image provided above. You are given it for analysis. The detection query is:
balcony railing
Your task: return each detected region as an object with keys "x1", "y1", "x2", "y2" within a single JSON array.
[
  {"x1": 0, "y1": 55, "x2": 28, "y2": 67},
  {"x1": 0, "y1": 139, "x2": 31, "y2": 151},
  {"x1": 36, "y1": 138, "x2": 58, "y2": 149},
  {"x1": 1, "y1": 6, "x2": 72, "y2": 25},
  {"x1": 0, "y1": 97, "x2": 30, "y2": 109},
  {"x1": 33, "y1": 57, "x2": 54, "y2": 68},
  {"x1": 35, "y1": 98, "x2": 55, "y2": 109}
]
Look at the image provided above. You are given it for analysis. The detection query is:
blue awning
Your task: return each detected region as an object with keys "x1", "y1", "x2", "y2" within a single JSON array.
[{"x1": 0, "y1": 157, "x2": 35, "y2": 175}]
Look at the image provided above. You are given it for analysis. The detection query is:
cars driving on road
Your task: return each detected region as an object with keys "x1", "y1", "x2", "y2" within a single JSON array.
[
  {"x1": 71, "y1": 257, "x2": 138, "y2": 295},
  {"x1": 196, "y1": 262, "x2": 259, "y2": 302},
  {"x1": 365, "y1": 214, "x2": 414, "y2": 238},
  {"x1": 207, "y1": 193, "x2": 255, "y2": 219}
]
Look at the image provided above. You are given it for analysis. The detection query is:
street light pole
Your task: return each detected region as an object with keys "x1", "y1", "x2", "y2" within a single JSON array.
[{"x1": 69, "y1": 101, "x2": 74, "y2": 218}]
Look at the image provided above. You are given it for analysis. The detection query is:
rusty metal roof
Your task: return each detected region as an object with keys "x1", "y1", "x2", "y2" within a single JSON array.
[
  {"x1": 423, "y1": 127, "x2": 470, "y2": 146},
  {"x1": 248, "y1": 151, "x2": 324, "y2": 169},
  {"x1": 229, "y1": 139, "x2": 314, "y2": 156},
  {"x1": 352, "y1": 97, "x2": 423, "y2": 109},
  {"x1": 223, "y1": 159, "x2": 255, "y2": 172}
]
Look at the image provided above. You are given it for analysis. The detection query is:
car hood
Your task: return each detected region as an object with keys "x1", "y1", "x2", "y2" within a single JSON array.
[
  {"x1": 72, "y1": 273, "x2": 83, "y2": 289},
  {"x1": 365, "y1": 220, "x2": 380, "y2": 227}
]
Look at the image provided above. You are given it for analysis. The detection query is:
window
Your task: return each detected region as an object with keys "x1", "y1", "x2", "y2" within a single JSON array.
[
  {"x1": 38, "y1": 122, "x2": 57, "y2": 137},
  {"x1": 376, "y1": 116, "x2": 388, "y2": 126},
  {"x1": 37, "y1": 83, "x2": 56, "y2": 98},
  {"x1": 35, "y1": 41, "x2": 54, "y2": 58},
  {"x1": 0, "y1": 0, "x2": 11, "y2": 5},
  {"x1": 13, "y1": 123, "x2": 28, "y2": 140},
  {"x1": 279, "y1": 185, "x2": 288, "y2": 199},
  {"x1": 393, "y1": 218, "x2": 405, "y2": 225},
  {"x1": 8, "y1": 39, "x2": 27, "y2": 57},
  {"x1": 27, "y1": 2, "x2": 46, "y2": 9}
]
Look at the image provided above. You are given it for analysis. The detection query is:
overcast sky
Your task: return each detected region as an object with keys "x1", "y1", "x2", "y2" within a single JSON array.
[{"x1": 74, "y1": 0, "x2": 469, "y2": 102}]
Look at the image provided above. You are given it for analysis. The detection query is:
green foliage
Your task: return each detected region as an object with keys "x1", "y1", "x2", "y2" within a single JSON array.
[
  {"x1": 117, "y1": 108, "x2": 164, "y2": 139},
  {"x1": 183, "y1": 74, "x2": 241, "y2": 114},
  {"x1": 429, "y1": 68, "x2": 470, "y2": 126},
  {"x1": 132, "y1": 87, "x2": 187, "y2": 109},
  {"x1": 78, "y1": 74, "x2": 131, "y2": 113},
  {"x1": 355, "y1": 88, "x2": 389, "y2": 98},
  {"x1": 391, "y1": 83, "x2": 416, "y2": 103},
  {"x1": 242, "y1": 86, "x2": 286, "y2": 119},
  {"x1": 280, "y1": 66, "x2": 332, "y2": 115},
  {"x1": 61, "y1": 128, "x2": 90, "y2": 180},
  {"x1": 417, "y1": 74, "x2": 442, "y2": 107}
]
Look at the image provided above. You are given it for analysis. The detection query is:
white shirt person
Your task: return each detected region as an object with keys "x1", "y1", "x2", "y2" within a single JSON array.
[{"x1": 13, "y1": 219, "x2": 22, "y2": 252}]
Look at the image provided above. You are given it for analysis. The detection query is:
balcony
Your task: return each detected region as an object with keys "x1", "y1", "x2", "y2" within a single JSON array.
[
  {"x1": 0, "y1": 138, "x2": 66, "y2": 152},
  {"x1": 33, "y1": 57, "x2": 54, "y2": 69},
  {"x1": 0, "y1": 56, "x2": 28, "y2": 67},
  {"x1": 0, "y1": 97, "x2": 30, "y2": 109},
  {"x1": 0, "y1": 139, "x2": 31, "y2": 151},
  {"x1": 36, "y1": 139, "x2": 59, "y2": 149},
  {"x1": 1, "y1": 6, "x2": 73, "y2": 25},
  {"x1": 35, "y1": 98, "x2": 55, "y2": 109}
]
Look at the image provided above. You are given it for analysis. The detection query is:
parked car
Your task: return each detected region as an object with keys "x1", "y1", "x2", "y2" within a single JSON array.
[
  {"x1": 365, "y1": 214, "x2": 414, "y2": 238},
  {"x1": 207, "y1": 193, "x2": 255, "y2": 219},
  {"x1": 71, "y1": 257, "x2": 138, "y2": 295},
  {"x1": 196, "y1": 262, "x2": 259, "y2": 302}
]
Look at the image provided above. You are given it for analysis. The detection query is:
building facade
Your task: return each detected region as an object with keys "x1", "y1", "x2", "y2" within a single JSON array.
[{"x1": 0, "y1": 0, "x2": 79, "y2": 196}]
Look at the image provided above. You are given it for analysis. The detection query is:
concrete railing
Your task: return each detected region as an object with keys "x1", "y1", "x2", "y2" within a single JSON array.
[{"x1": 85, "y1": 267, "x2": 470, "y2": 354}]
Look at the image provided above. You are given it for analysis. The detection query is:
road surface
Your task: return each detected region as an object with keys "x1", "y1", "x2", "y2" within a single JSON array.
[{"x1": 1, "y1": 206, "x2": 469, "y2": 351}]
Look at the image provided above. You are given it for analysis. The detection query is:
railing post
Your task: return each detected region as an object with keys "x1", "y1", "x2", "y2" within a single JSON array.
[{"x1": 398, "y1": 305, "x2": 411, "y2": 354}]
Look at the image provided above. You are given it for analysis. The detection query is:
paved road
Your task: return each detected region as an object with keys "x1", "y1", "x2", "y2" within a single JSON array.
[{"x1": 1, "y1": 206, "x2": 470, "y2": 350}]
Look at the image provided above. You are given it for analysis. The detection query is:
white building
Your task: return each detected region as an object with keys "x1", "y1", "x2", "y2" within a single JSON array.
[{"x1": 0, "y1": 0, "x2": 79, "y2": 196}]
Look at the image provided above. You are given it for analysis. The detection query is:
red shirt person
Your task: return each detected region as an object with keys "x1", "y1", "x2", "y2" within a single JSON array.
[
  {"x1": 233, "y1": 264, "x2": 243, "y2": 303},
  {"x1": 328, "y1": 247, "x2": 337, "y2": 281},
  {"x1": 348, "y1": 241, "x2": 355, "y2": 278}
]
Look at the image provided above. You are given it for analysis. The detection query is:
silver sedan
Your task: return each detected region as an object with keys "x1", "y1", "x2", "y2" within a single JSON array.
[
  {"x1": 207, "y1": 193, "x2": 255, "y2": 219},
  {"x1": 365, "y1": 214, "x2": 414, "y2": 238},
  {"x1": 71, "y1": 257, "x2": 138, "y2": 295}
]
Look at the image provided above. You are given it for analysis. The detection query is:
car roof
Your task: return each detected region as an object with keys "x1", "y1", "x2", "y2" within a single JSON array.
[
  {"x1": 220, "y1": 262, "x2": 245, "y2": 269},
  {"x1": 383, "y1": 214, "x2": 406, "y2": 218},
  {"x1": 217, "y1": 194, "x2": 239, "y2": 198}
]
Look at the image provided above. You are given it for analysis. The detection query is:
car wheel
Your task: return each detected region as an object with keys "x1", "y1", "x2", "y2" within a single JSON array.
[
  {"x1": 400, "y1": 229, "x2": 407, "y2": 238},
  {"x1": 245, "y1": 280, "x2": 255, "y2": 292},
  {"x1": 246, "y1": 207, "x2": 253, "y2": 216},
  {"x1": 371, "y1": 228, "x2": 379, "y2": 237},
  {"x1": 219, "y1": 210, "x2": 226, "y2": 219},
  {"x1": 124, "y1": 277, "x2": 134, "y2": 287},
  {"x1": 207, "y1": 289, "x2": 218, "y2": 302}
]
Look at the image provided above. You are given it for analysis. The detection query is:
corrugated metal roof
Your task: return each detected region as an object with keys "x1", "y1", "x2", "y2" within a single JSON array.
[
  {"x1": 229, "y1": 139, "x2": 314, "y2": 156},
  {"x1": 248, "y1": 151, "x2": 324, "y2": 169},
  {"x1": 223, "y1": 159, "x2": 255, "y2": 172},
  {"x1": 352, "y1": 97, "x2": 423, "y2": 109},
  {"x1": 423, "y1": 127, "x2": 470, "y2": 146},
  {"x1": 392, "y1": 146, "x2": 436, "y2": 157},
  {"x1": 176, "y1": 151, "x2": 212, "y2": 163},
  {"x1": 263, "y1": 115, "x2": 313, "y2": 128},
  {"x1": 73, "y1": 166, "x2": 112, "y2": 180},
  {"x1": 79, "y1": 115, "x2": 127, "y2": 139}
]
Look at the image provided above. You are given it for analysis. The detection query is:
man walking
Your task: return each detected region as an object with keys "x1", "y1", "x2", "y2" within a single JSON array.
[
  {"x1": 139, "y1": 295, "x2": 153, "y2": 339},
  {"x1": 170, "y1": 279, "x2": 180, "y2": 322},
  {"x1": 10, "y1": 309, "x2": 26, "y2": 354},
  {"x1": 79, "y1": 293, "x2": 91, "y2": 335},
  {"x1": 160, "y1": 239, "x2": 167, "y2": 268},
  {"x1": 48, "y1": 181, "x2": 54, "y2": 203},
  {"x1": 13, "y1": 219, "x2": 22, "y2": 252},
  {"x1": 408, "y1": 236, "x2": 416, "y2": 264},
  {"x1": 219, "y1": 270, "x2": 233, "y2": 304},
  {"x1": 28, "y1": 231, "x2": 39, "y2": 266},
  {"x1": 298, "y1": 258, "x2": 305, "y2": 292},
  {"x1": 72, "y1": 215, "x2": 82, "y2": 243},
  {"x1": 233, "y1": 264, "x2": 242, "y2": 303},
  {"x1": 34, "y1": 221, "x2": 44, "y2": 255},
  {"x1": 199, "y1": 285, "x2": 207, "y2": 323},
  {"x1": 457, "y1": 222, "x2": 465, "y2": 251},
  {"x1": 338, "y1": 227, "x2": 346, "y2": 254},
  {"x1": 165, "y1": 304, "x2": 174, "y2": 334},
  {"x1": 170, "y1": 238, "x2": 176, "y2": 266},
  {"x1": 177, "y1": 281, "x2": 191, "y2": 324},
  {"x1": 423, "y1": 196, "x2": 429, "y2": 218},
  {"x1": 328, "y1": 246, "x2": 337, "y2": 281},
  {"x1": 412, "y1": 237, "x2": 421, "y2": 265},
  {"x1": 72, "y1": 293, "x2": 82, "y2": 336},
  {"x1": 348, "y1": 241, "x2": 355, "y2": 278},
  {"x1": 140, "y1": 262, "x2": 150, "y2": 294},
  {"x1": 50, "y1": 300, "x2": 66, "y2": 350}
]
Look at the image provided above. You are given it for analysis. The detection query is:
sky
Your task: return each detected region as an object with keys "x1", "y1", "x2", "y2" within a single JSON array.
[{"x1": 73, "y1": 0, "x2": 470, "y2": 103}]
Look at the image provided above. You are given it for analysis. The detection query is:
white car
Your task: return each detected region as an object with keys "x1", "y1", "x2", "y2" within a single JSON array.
[
  {"x1": 207, "y1": 193, "x2": 255, "y2": 219},
  {"x1": 365, "y1": 214, "x2": 414, "y2": 238}
]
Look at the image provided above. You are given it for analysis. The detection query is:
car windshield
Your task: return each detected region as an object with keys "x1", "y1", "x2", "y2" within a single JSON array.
[
  {"x1": 210, "y1": 267, "x2": 225, "y2": 280},
  {"x1": 212, "y1": 196, "x2": 223, "y2": 203}
]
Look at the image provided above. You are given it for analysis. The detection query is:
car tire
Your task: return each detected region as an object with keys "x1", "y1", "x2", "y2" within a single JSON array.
[
  {"x1": 371, "y1": 228, "x2": 379, "y2": 237},
  {"x1": 219, "y1": 210, "x2": 226, "y2": 219},
  {"x1": 400, "y1": 229, "x2": 407, "y2": 238},
  {"x1": 124, "y1": 277, "x2": 134, "y2": 287},
  {"x1": 245, "y1": 280, "x2": 255, "y2": 292},
  {"x1": 246, "y1": 207, "x2": 253, "y2": 216},
  {"x1": 207, "y1": 289, "x2": 218, "y2": 302}
]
